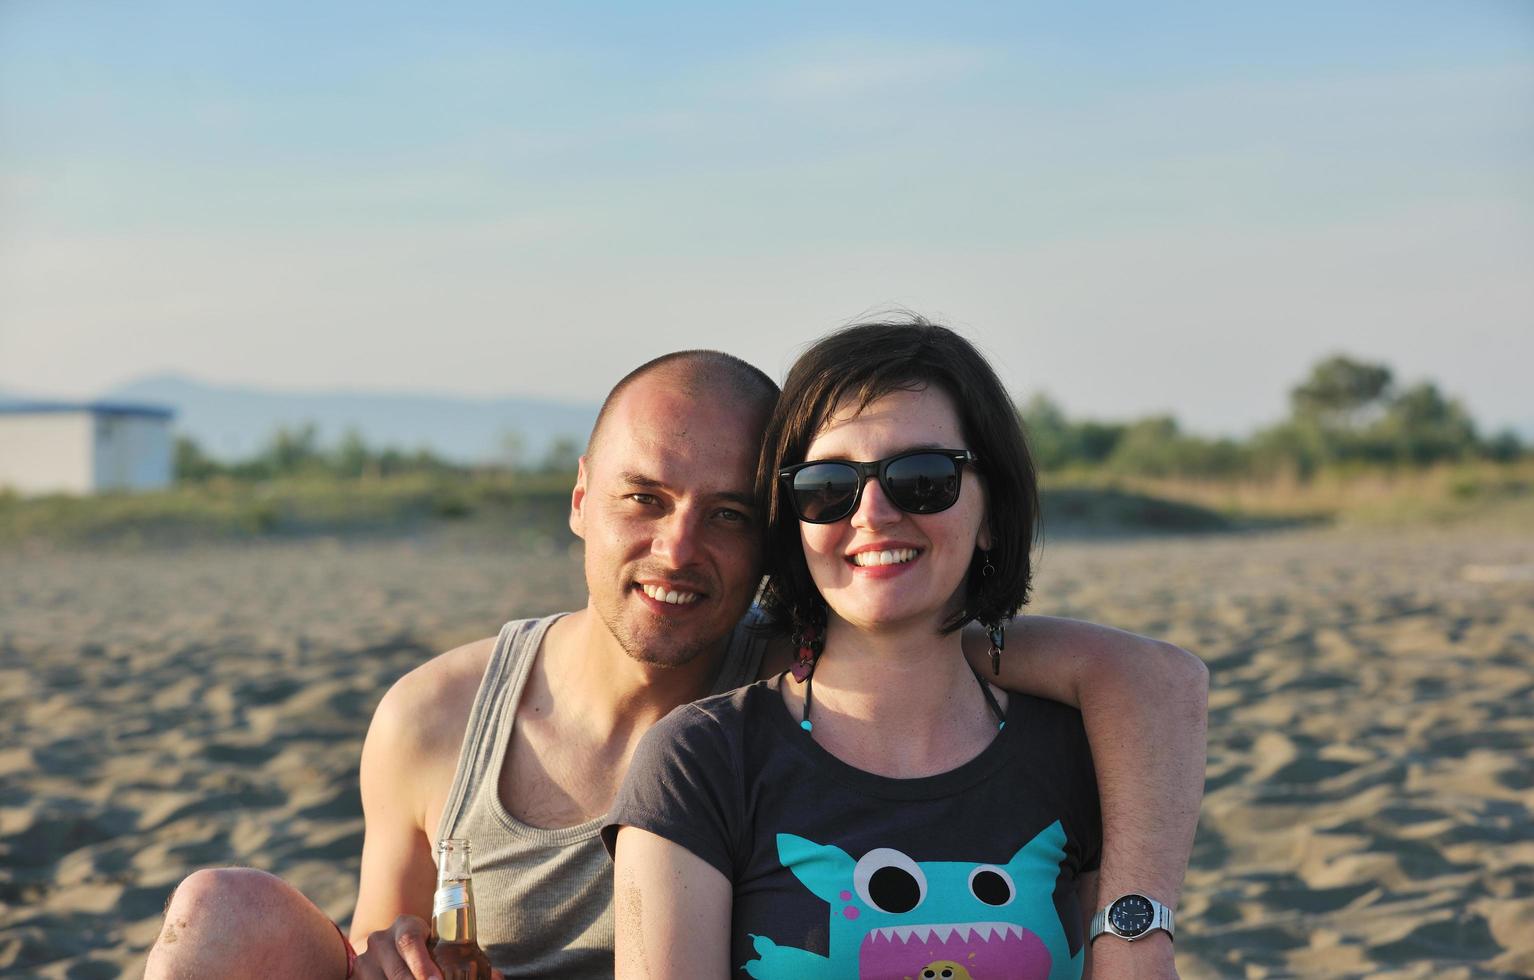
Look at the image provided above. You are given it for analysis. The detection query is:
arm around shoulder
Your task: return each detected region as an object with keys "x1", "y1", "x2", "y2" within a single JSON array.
[
  {"x1": 972, "y1": 616, "x2": 1206, "y2": 977},
  {"x1": 968, "y1": 615, "x2": 1207, "y2": 712}
]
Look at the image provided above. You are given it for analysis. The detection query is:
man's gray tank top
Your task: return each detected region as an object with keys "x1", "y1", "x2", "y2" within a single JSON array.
[{"x1": 435, "y1": 612, "x2": 771, "y2": 978}]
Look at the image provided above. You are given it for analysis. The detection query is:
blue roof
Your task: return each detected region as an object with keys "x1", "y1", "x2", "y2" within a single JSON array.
[{"x1": 0, "y1": 401, "x2": 175, "y2": 420}]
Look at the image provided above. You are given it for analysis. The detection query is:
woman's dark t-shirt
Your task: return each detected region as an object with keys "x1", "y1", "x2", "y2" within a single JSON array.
[{"x1": 604, "y1": 675, "x2": 1101, "y2": 979}]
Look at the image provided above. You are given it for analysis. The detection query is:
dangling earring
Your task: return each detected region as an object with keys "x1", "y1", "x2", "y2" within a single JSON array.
[
  {"x1": 979, "y1": 550, "x2": 1002, "y2": 676},
  {"x1": 790, "y1": 619, "x2": 824, "y2": 684},
  {"x1": 791, "y1": 606, "x2": 827, "y2": 732},
  {"x1": 985, "y1": 620, "x2": 1005, "y2": 677}
]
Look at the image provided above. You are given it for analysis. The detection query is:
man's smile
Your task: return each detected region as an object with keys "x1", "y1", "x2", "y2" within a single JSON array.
[{"x1": 638, "y1": 582, "x2": 703, "y2": 606}]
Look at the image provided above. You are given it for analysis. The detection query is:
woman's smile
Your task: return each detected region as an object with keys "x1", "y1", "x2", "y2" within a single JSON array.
[{"x1": 847, "y1": 545, "x2": 921, "y2": 568}]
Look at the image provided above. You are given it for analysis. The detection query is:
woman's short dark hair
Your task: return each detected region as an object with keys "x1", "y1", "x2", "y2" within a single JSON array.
[{"x1": 757, "y1": 314, "x2": 1040, "y2": 636}]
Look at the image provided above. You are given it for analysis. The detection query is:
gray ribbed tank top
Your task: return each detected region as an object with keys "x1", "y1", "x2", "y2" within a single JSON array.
[{"x1": 435, "y1": 612, "x2": 770, "y2": 978}]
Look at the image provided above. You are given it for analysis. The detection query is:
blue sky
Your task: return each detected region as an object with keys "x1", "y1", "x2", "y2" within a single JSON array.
[{"x1": 2, "y1": 1, "x2": 1531, "y2": 435}]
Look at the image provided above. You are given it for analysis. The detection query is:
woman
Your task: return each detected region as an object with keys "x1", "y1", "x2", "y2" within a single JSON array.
[{"x1": 604, "y1": 318, "x2": 1101, "y2": 979}]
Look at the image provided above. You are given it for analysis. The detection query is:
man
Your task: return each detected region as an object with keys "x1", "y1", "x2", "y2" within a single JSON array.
[{"x1": 146, "y1": 351, "x2": 1206, "y2": 979}]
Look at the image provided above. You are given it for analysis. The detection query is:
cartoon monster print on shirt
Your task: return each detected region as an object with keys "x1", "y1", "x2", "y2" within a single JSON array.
[{"x1": 743, "y1": 820, "x2": 1081, "y2": 980}]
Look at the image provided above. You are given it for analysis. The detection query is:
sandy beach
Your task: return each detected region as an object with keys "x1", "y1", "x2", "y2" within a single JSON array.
[{"x1": 1, "y1": 521, "x2": 1530, "y2": 978}]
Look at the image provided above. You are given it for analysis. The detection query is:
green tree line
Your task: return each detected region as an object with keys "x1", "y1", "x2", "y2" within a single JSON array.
[
  {"x1": 176, "y1": 355, "x2": 1522, "y2": 486},
  {"x1": 1022, "y1": 355, "x2": 1525, "y2": 480},
  {"x1": 174, "y1": 424, "x2": 582, "y2": 483}
]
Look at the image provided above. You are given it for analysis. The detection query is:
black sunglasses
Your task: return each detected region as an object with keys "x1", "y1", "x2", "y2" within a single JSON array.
[{"x1": 778, "y1": 449, "x2": 979, "y2": 524}]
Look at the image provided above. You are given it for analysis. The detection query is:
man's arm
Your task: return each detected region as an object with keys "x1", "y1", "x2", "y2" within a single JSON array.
[
  {"x1": 613, "y1": 827, "x2": 732, "y2": 979},
  {"x1": 351, "y1": 674, "x2": 441, "y2": 947},
  {"x1": 350, "y1": 640, "x2": 496, "y2": 979},
  {"x1": 964, "y1": 616, "x2": 1208, "y2": 978}
]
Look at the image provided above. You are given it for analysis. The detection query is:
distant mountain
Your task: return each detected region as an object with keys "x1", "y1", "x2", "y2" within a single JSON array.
[{"x1": 101, "y1": 374, "x2": 599, "y2": 464}]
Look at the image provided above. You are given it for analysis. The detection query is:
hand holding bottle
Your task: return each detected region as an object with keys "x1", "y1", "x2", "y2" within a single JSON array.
[
  {"x1": 354, "y1": 914, "x2": 447, "y2": 980},
  {"x1": 354, "y1": 839, "x2": 500, "y2": 979},
  {"x1": 354, "y1": 912, "x2": 506, "y2": 980}
]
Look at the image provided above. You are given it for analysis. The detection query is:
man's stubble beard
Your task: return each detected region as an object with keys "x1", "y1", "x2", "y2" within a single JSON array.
[{"x1": 598, "y1": 604, "x2": 724, "y2": 670}]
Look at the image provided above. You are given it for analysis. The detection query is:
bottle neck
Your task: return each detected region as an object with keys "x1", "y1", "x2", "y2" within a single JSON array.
[
  {"x1": 432, "y1": 839, "x2": 478, "y2": 944},
  {"x1": 431, "y1": 876, "x2": 478, "y2": 944},
  {"x1": 437, "y1": 839, "x2": 475, "y2": 881}
]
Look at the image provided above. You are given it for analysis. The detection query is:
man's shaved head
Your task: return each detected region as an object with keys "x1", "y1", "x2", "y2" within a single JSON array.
[
  {"x1": 573, "y1": 350, "x2": 779, "y2": 670},
  {"x1": 585, "y1": 350, "x2": 779, "y2": 460}
]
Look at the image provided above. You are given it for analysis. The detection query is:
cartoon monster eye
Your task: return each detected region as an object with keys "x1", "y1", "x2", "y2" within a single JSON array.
[
  {"x1": 853, "y1": 847, "x2": 927, "y2": 914},
  {"x1": 968, "y1": 864, "x2": 1015, "y2": 907}
]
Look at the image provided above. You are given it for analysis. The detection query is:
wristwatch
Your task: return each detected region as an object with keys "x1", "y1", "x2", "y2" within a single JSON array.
[{"x1": 1089, "y1": 894, "x2": 1175, "y2": 943}]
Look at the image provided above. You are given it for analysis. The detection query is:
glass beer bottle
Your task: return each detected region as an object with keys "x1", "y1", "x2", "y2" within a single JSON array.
[{"x1": 428, "y1": 838, "x2": 494, "y2": 979}]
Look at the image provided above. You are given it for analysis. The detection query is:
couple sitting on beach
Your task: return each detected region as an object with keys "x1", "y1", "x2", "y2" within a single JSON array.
[{"x1": 147, "y1": 316, "x2": 1207, "y2": 980}]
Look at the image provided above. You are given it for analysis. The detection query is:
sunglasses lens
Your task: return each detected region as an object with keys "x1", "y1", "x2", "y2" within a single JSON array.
[
  {"x1": 789, "y1": 462, "x2": 861, "y2": 522},
  {"x1": 884, "y1": 453, "x2": 961, "y2": 513}
]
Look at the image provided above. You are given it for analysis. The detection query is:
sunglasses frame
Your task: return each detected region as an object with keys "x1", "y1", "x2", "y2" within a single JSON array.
[{"x1": 778, "y1": 448, "x2": 980, "y2": 524}]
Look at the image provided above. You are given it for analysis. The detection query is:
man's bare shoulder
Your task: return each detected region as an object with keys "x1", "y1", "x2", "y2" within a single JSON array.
[{"x1": 368, "y1": 636, "x2": 498, "y2": 763}]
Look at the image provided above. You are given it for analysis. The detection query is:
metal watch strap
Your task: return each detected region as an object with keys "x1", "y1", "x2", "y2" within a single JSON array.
[
  {"x1": 1089, "y1": 906, "x2": 1107, "y2": 938},
  {"x1": 1089, "y1": 896, "x2": 1175, "y2": 942}
]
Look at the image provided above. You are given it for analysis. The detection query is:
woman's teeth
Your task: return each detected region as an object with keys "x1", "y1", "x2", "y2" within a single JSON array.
[
  {"x1": 641, "y1": 584, "x2": 700, "y2": 605},
  {"x1": 851, "y1": 548, "x2": 918, "y2": 567}
]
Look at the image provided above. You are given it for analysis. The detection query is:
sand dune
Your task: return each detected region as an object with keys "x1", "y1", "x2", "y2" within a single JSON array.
[{"x1": 1, "y1": 523, "x2": 1529, "y2": 977}]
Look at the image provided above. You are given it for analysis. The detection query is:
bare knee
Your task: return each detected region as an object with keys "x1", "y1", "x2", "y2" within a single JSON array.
[
  {"x1": 148, "y1": 868, "x2": 336, "y2": 979},
  {"x1": 163, "y1": 867, "x2": 290, "y2": 924}
]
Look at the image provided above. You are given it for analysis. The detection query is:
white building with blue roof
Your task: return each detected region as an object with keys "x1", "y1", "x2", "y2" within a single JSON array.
[{"x1": 0, "y1": 402, "x2": 176, "y2": 495}]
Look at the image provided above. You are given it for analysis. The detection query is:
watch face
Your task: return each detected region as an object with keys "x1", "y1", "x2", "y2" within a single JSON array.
[{"x1": 1109, "y1": 895, "x2": 1155, "y2": 937}]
